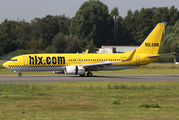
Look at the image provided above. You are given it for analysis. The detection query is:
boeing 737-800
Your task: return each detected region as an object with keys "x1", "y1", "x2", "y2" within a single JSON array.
[{"x1": 3, "y1": 23, "x2": 173, "y2": 77}]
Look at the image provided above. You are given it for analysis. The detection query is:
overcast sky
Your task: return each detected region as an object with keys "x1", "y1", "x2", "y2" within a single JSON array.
[{"x1": 0, "y1": 0, "x2": 179, "y2": 23}]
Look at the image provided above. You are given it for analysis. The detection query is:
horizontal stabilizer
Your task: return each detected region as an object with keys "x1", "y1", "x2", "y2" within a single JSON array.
[{"x1": 148, "y1": 53, "x2": 176, "y2": 58}]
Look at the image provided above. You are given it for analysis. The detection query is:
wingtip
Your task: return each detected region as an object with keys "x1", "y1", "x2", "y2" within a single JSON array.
[
  {"x1": 125, "y1": 49, "x2": 136, "y2": 61},
  {"x1": 85, "y1": 49, "x2": 89, "y2": 54}
]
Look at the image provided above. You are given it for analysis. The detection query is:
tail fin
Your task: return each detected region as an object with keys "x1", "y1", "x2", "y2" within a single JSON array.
[{"x1": 136, "y1": 23, "x2": 165, "y2": 55}]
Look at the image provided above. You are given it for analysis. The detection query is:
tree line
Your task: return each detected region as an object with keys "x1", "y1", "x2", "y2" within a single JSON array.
[{"x1": 0, "y1": 0, "x2": 179, "y2": 58}]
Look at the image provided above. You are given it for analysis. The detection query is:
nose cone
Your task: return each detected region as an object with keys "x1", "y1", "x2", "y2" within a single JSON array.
[{"x1": 3, "y1": 61, "x2": 9, "y2": 68}]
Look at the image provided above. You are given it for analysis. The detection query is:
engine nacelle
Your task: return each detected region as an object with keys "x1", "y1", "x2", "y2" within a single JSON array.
[
  {"x1": 53, "y1": 71, "x2": 64, "y2": 74},
  {"x1": 64, "y1": 66, "x2": 85, "y2": 75}
]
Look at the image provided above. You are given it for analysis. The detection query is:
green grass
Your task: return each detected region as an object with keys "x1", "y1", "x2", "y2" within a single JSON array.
[
  {"x1": 1, "y1": 61, "x2": 179, "y2": 119},
  {"x1": 0, "y1": 82, "x2": 179, "y2": 119}
]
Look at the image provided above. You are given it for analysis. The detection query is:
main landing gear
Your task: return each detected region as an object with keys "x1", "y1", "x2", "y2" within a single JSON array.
[
  {"x1": 87, "y1": 72, "x2": 93, "y2": 77},
  {"x1": 79, "y1": 72, "x2": 93, "y2": 77}
]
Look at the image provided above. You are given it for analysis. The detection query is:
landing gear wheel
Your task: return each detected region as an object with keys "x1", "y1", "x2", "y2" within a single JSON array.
[
  {"x1": 19, "y1": 73, "x2": 22, "y2": 77},
  {"x1": 87, "y1": 72, "x2": 93, "y2": 77},
  {"x1": 80, "y1": 73, "x2": 85, "y2": 77}
]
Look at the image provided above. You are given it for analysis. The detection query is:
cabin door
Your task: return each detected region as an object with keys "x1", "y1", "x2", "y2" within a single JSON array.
[{"x1": 24, "y1": 56, "x2": 28, "y2": 65}]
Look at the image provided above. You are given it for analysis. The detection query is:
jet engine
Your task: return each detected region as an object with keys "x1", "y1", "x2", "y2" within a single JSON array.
[{"x1": 64, "y1": 66, "x2": 85, "y2": 75}]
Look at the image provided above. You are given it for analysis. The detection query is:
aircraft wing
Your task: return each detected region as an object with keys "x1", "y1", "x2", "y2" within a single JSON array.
[
  {"x1": 148, "y1": 53, "x2": 176, "y2": 58},
  {"x1": 80, "y1": 50, "x2": 136, "y2": 70}
]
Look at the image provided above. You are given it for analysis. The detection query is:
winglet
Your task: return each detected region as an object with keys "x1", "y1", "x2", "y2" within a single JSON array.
[
  {"x1": 85, "y1": 49, "x2": 89, "y2": 54},
  {"x1": 123, "y1": 49, "x2": 136, "y2": 61}
]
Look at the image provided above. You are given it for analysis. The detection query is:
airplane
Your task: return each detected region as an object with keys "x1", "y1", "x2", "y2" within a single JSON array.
[{"x1": 3, "y1": 23, "x2": 174, "y2": 77}]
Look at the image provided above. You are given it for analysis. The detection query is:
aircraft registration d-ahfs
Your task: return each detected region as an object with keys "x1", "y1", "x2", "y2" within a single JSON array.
[{"x1": 3, "y1": 23, "x2": 174, "y2": 77}]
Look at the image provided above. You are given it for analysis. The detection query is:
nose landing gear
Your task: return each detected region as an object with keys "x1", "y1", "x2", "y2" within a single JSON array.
[
  {"x1": 13, "y1": 70, "x2": 22, "y2": 77},
  {"x1": 18, "y1": 73, "x2": 22, "y2": 77}
]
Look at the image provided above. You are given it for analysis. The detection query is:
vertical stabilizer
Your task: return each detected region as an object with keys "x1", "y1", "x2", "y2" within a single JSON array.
[{"x1": 136, "y1": 23, "x2": 165, "y2": 55}]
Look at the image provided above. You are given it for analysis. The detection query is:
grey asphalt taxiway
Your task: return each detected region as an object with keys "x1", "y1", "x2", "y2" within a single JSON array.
[{"x1": 0, "y1": 75, "x2": 179, "y2": 83}]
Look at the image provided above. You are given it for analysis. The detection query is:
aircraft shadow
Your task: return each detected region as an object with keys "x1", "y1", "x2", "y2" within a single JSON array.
[{"x1": 67, "y1": 75, "x2": 140, "y2": 79}]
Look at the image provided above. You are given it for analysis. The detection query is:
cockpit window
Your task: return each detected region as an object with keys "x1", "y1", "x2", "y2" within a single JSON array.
[{"x1": 10, "y1": 59, "x2": 18, "y2": 61}]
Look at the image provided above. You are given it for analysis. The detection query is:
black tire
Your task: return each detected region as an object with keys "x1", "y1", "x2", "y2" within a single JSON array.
[
  {"x1": 87, "y1": 72, "x2": 93, "y2": 77},
  {"x1": 19, "y1": 73, "x2": 22, "y2": 77}
]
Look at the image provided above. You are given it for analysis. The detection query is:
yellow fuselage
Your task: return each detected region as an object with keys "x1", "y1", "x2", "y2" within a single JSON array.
[{"x1": 3, "y1": 52, "x2": 158, "y2": 71}]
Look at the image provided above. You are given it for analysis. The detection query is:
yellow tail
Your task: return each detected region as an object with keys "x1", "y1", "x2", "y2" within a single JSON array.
[{"x1": 136, "y1": 23, "x2": 165, "y2": 55}]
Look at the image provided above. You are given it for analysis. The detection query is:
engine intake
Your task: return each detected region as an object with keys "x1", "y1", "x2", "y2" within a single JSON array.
[{"x1": 64, "y1": 66, "x2": 85, "y2": 75}]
